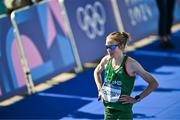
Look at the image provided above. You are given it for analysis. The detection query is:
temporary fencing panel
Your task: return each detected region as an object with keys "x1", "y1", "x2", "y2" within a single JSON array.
[{"x1": 63, "y1": 0, "x2": 119, "y2": 64}]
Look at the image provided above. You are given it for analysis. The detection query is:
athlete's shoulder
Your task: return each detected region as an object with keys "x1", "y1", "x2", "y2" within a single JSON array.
[
  {"x1": 126, "y1": 56, "x2": 141, "y2": 67},
  {"x1": 127, "y1": 56, "x2": 137, "y2": 63},
  {"x1": 100, "y1": 55, "x2": 111, "y2": 65},
  {"x1": 127, "y1": 56, "x2": 144, "y2": 71},
  {"x1": 103, "y1": 54, "x2": 111, "y2": 61}
]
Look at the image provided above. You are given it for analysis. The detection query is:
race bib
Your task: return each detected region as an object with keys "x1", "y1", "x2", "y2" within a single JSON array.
[{"x1": 101, "y1": 81, "x2": 121, "y2": 103}]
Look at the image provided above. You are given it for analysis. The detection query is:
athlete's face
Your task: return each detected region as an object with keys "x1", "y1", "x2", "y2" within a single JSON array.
[{"x1": 105, "y1": 38, "x2": 120, "y2": 57}]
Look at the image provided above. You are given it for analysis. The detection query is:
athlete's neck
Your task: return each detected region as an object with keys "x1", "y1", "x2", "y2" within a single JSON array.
[{"x1": 113, "y1": 53, "x2": 124, "y2": 66}]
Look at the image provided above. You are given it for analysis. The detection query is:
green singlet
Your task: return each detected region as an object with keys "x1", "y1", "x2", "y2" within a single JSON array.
[{"x1": 102, "y1": 54, "x2": 136, "y2": 120}]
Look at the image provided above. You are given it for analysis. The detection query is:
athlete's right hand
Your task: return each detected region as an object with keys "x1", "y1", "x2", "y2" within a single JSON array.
[{"x1": 98, "y1": 90, "x2": 104, "y2": 102}]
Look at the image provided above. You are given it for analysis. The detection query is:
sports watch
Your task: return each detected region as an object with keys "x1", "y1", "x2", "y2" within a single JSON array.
[{"x1": 134, "y1": 95, "x2": 141, "y2": 102}]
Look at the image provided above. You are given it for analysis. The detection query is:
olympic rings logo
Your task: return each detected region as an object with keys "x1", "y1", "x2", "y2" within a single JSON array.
[{"x1": 76, "y1": 1, "x2": 106, "y2": 39}]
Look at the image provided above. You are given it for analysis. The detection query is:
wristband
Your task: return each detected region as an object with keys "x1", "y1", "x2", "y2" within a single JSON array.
[{"x1": 134, "y1": 95, "x2": 141, "y2": 102}]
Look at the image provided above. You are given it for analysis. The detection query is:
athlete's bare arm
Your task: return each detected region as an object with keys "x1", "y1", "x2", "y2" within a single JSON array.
[
  {"x1": 94, "y1": 55, "x2": 110, "y2": 91},
  {"x1": 129, "y1": 57, "x2": 159, "y2": 99},
  {"x1": 119, "y1": 57, "x2": 159, "y2": 104}
]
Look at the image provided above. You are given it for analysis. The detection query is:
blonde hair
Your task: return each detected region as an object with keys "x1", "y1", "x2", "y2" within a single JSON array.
[{"x1": 106, "y1": 32, "x2": 130, "y2": 47}]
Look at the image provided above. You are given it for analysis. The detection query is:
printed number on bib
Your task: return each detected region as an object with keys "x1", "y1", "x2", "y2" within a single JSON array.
[{"x1": 101, "y1": 81, "x2": 121, "y2": 103}]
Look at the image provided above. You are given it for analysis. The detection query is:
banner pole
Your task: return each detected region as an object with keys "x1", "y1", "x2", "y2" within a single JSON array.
[
  {"x1": 111, "y1": 0, "x2": 125, "y2": 32},
  {"x1": 10, "y1": 12, "x2": 35, "y2": 94},
  {"x1": 58, "y1": 0, "x2": 83, "y2": 73}
]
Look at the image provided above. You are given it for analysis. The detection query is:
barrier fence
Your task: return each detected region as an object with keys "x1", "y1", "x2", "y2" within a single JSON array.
[
  {"x1": 0, "y1": 0, "x2": 180, "y2": 102},
  {"x1": 62, "y1": 0, "x2": 119, "y2": 64}
]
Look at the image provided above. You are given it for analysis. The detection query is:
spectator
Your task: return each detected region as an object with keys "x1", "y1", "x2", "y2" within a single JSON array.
[
  {"x1": 156, "y1": 0, "x2": 175, "y2": 49},
  {"x1": 0, "y1": 0, "x2": 7, "y2": 15},
  {"x1": 4, "y1": 0, "x2": 33, "y2": 15},
  {"x1": 32, "y1": 0, "x2": 44, "y2": 3}
]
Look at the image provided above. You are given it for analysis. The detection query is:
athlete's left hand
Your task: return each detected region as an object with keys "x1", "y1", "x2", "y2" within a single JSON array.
[{"x1": 119, "y1": 95, "x2": 136, "y2": 104}]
